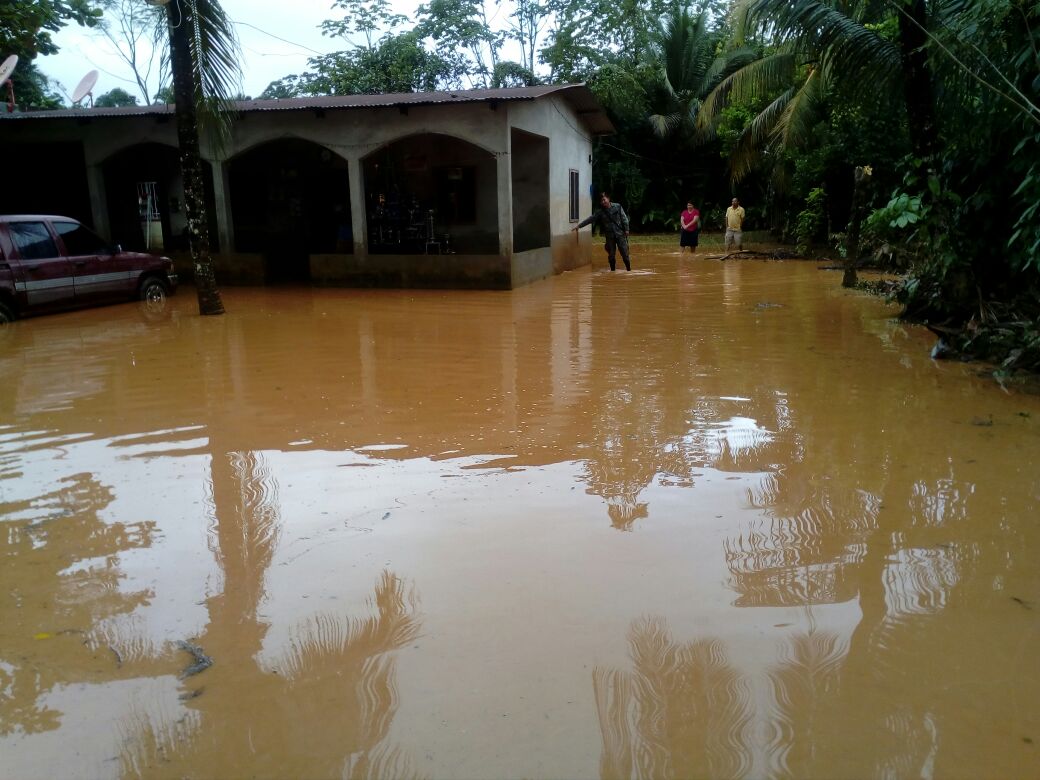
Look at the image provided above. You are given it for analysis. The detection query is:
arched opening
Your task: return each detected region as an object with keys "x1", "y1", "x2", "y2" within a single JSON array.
[
  {"x1": 102, "y1": 143, "x2": 217, "y2": 253},
  {"x1": 363, "y1": 134, "x2": 499, "y2": 255},
  {"x1": 229, "y1": 139, "x2": 352, "y2": 284}
]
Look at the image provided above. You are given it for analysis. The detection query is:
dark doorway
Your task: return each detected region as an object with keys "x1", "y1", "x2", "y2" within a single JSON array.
[
  {"x1": 510, "y1": 129, "x2": 550, "y2": 252},
  {"x1": 229, "y1": 139, "x2": 351, "y2": 284},
  {"x1": 102, "y1": 143, "x2": 217, "y2": 253},
  {"x1": 363, "y1": 134, "x2": 499, "y2": 255}
]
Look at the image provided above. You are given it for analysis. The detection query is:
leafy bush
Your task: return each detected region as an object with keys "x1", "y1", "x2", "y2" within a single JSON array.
[{"x1": 795, "y1": 187, "x2": 827, "y2": 253}]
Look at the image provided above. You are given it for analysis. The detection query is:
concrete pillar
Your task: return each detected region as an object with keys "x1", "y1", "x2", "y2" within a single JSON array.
[
  {"x1": 86, "y1": 164, "x2": 110, "y2": 239},
  {"x1": 347, "y1": 156, "x2": 367, "y2": 259},
  {"x1": 496, "y1": 151, "x2": 513, "y2": 258},
  {"x1": 211, "y1": 161, "x2": 235, "y2": 253}
]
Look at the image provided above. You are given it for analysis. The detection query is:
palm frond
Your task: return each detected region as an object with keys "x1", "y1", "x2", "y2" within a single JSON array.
[
  {"x1": 729, "y1": 86, "x2": 796, "y2": 182},
  {"x1": 649, "y1": 111, "x2": 680, "y2": 137},
  {"x1": 698, "y1": 45, "x2": 759, "y2": 97},
  {"x1": 773, "y1": 66, "x2": 823, "y2": 152},
  {"x1": 744, "y1": 0, "x2": 901, "y2": 87},
  {"x1": 186, "y1": 0, "x2": 242, "y2": 140},
  {"x1": 697, "y1": 51, "x2": 798, "y2": 134}
]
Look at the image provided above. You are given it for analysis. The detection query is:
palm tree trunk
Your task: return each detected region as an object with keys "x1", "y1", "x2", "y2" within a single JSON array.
[
  {"x1": 843, "y1": 166, "x2": 871, "y2": 288},
  {"x1": 167, "y1": 0, "x2": 225, "y2": 316},
  {"x1": 897, "y1": 0, "x2": 939, "y2": 163}
]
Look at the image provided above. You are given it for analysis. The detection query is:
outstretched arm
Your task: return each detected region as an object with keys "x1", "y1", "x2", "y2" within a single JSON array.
[{"x1": 572, "y1": 213, "x2": 595, "y2": 232}]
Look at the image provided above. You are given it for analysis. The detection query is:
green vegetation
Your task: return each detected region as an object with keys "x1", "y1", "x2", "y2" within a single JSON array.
[{"x1": 94, "y1": 86, "x2": 137, "y2": 107}]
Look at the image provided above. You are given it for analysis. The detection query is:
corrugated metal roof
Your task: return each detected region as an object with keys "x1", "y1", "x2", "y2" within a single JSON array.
[{"x1": 0, "y1": 83, "x2": 615, "y2": 135}]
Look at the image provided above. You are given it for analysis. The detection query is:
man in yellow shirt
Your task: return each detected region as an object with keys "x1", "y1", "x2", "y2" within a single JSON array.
[{"x1": 725, "y1": 197, "x2": 746, "y2": 253}]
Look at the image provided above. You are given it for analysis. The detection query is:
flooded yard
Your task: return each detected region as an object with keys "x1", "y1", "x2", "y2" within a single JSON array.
[{"x1": 1, "y1": 251, "x2": 1038, "y2": 779}]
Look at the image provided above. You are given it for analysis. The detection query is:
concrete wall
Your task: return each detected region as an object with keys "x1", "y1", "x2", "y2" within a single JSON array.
[
  {"x1": 311, "y1": 252, "x2": 511, "y2": 289},
  {"x1": 1, "y1": 94, "x2": 598, "y2": 288},
  {"x1": 508, "y1": 96, "x2": 595, "y2": 275}
]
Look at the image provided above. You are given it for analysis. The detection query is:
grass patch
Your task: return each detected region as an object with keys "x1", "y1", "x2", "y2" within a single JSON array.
[{"x1": 627, "y1": 231, "x2": 800, "y2": 257}]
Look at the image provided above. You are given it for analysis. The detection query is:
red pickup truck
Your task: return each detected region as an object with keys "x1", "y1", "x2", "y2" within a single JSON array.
[{"x1": 0, "y1": 214, "x2": 178, "y2": 323}]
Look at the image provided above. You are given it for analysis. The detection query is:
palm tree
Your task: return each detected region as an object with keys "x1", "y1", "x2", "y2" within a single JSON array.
[
  {"x1": 164, "y1": 0, "x2": 241, "y2": 316},
  {"x1": 694, "y1": 0, "x2": 972, "y2": 191},
  {"x1": 648, "y1": 2, "x2": 754, "y2": 141}
]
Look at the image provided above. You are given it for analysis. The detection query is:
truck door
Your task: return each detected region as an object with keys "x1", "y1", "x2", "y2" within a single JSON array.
[
  {"x1": 53, "y1": 220, "x2": 131, "y2": 302},
  {"x1": 6, "y1": 221, "x2": 75, "y2": 310}
]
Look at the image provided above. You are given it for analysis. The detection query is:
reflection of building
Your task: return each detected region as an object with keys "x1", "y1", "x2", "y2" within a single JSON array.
[{"x1": 0, "y1": 86, "x2": 612, "y2": 289}]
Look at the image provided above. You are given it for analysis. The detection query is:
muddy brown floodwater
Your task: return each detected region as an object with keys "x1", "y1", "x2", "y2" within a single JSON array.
[{"x1": 1, "y1": 250, "x2": 1039, "y2": 779}]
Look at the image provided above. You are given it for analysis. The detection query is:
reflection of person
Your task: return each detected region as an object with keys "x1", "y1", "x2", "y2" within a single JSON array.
[
  {"x1": 572, "y1": 192, "x2": 632, "y2": 272},
  {"x1": 680, "y1": 201, "x2": 700, "y2": 254},
  {"x1": 725, "y1": 198, "x2": 746, "y2": 253}
]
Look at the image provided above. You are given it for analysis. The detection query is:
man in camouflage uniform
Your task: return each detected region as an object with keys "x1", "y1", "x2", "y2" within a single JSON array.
[{"x1": 572, "y1": 192, "x2": 632, "y2": 271}]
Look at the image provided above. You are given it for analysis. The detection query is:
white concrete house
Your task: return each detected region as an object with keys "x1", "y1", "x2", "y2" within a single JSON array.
[{"x1": 0, "y1": 85, "x2": 613, "y2": 289}]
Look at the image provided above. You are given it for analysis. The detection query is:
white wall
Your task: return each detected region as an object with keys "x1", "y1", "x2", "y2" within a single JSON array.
[{"x1": 507, "y1": 96, "x2": 594, "y2": 237}]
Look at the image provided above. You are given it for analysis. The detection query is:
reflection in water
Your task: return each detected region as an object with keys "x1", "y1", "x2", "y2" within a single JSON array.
[
  {"x1": 595, "y1": 616, "x2": 943, "y2": 780},
  {"x1": 594, "y1": 617, "x2": 752, "y2": 779},
  {"x1": 118, "y1": 447, "x2": 423, "y2": 779},
  {"x1": 0, "y1": 473, "x2": 155, "y2": 736},
  {"x1": 764, "y1": 627, "x2": 847, "y2": 778},
  {"x1": 119, "y1": 570, "x2": 422, "y2": 779}
]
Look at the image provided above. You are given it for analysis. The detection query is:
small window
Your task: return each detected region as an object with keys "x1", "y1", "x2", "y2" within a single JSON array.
[
  {"x1": 568, "y1": 170, "x2": 579, "y2": 222},
  {"x1": 9, "y1": 222, "x2": 59, "y2": 261},
  {"x1": 54, "y1": 221, "x2": 108, "y2": 256}
]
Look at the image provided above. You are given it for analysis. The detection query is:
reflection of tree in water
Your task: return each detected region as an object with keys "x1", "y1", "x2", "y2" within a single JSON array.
[
  {"x1": 119, "y1": 450, "x2": 423, "y2": 779},
  {"x1": 593, "y1": 616, "x2": 945, "y2": 780},
  {"x1": 583, "y1": 389, "x2": 788, "y2": 530},
  {"x1": 763, "y1": 625, "x2": 847, "y2": 778},
  {"x1": 593, "y1": 617, "x2": 752, "y2": 779},
  {"x1": 120, "y1": 570, "x2": 422, "y2": 779},
  {"x1": 0, "y1": 473, "x2": 155, "y2": 736},
  {"x1": 722, "y1": 423, "x2": 1038, "y2": 776}
]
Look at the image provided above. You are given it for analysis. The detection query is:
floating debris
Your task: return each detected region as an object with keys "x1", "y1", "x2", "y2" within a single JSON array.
[{"x1": 176, "y1": 640, "x2": 213, "y2": 678}]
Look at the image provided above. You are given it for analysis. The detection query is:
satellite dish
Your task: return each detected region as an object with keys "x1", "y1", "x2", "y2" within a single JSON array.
[
  {"x1": 0, "y1": 55, "x2": 16, "y2": 114},
  {"x1": 0, "y1": 55, "x2": 17, "y2": 84},
  {"x1": 71, "y1": 70, "x2": 98, "y2": 107}
]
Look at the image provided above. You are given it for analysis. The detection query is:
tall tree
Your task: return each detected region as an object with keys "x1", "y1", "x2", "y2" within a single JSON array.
[
  {"x1": 647, "y1": 2, "x2": 754, "y2": 141},
  {"x1": 417, "y1": 0, "x2": 502, "y2": 87},
  {"x1": 94, "y1": 0, "x2": 168, "y2": 105},
  {"x1": 503, "y1": 0, "x2": 548, "y2": 73},
  {"x1": 320, "y1": 0, "x2": 407, "y2": 51},
  {"x1": 93, "y1": 85, "x2": 138, "y2": 106},
  {"x1": 540, "y1": 0, "x2": 669, "y2": 80},
  {"x1": 261, "y1": 31, "x2": 459, "y2": 98},
  {"x1": 164, "y1": 0, "x2": 240, "y2": 316},
  {"x1": 697, "y1": 0, "x2": 908, "y2": 181}
]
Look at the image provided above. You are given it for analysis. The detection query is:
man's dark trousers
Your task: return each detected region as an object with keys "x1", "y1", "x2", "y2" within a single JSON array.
[{"x1": 605, "y1": 234, "x2": 631, "y2": 271}]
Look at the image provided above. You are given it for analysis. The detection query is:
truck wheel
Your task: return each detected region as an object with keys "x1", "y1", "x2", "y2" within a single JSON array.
[
  {"x1": 140, "y1": 277, "x2": 168, "y2": 304},
  {"x1": 0, "y1": 302, "x2": 15, "y2": 324}
]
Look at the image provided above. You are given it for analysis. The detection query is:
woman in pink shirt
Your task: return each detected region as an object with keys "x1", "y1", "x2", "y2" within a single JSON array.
[{"x1": 680, "y1": 201, "x2": 700, "y2": 254}]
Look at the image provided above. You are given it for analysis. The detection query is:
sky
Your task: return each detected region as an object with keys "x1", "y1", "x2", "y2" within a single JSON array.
[{"x1": 37, "y1": 0, "x2": 387, "y2": 103}]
